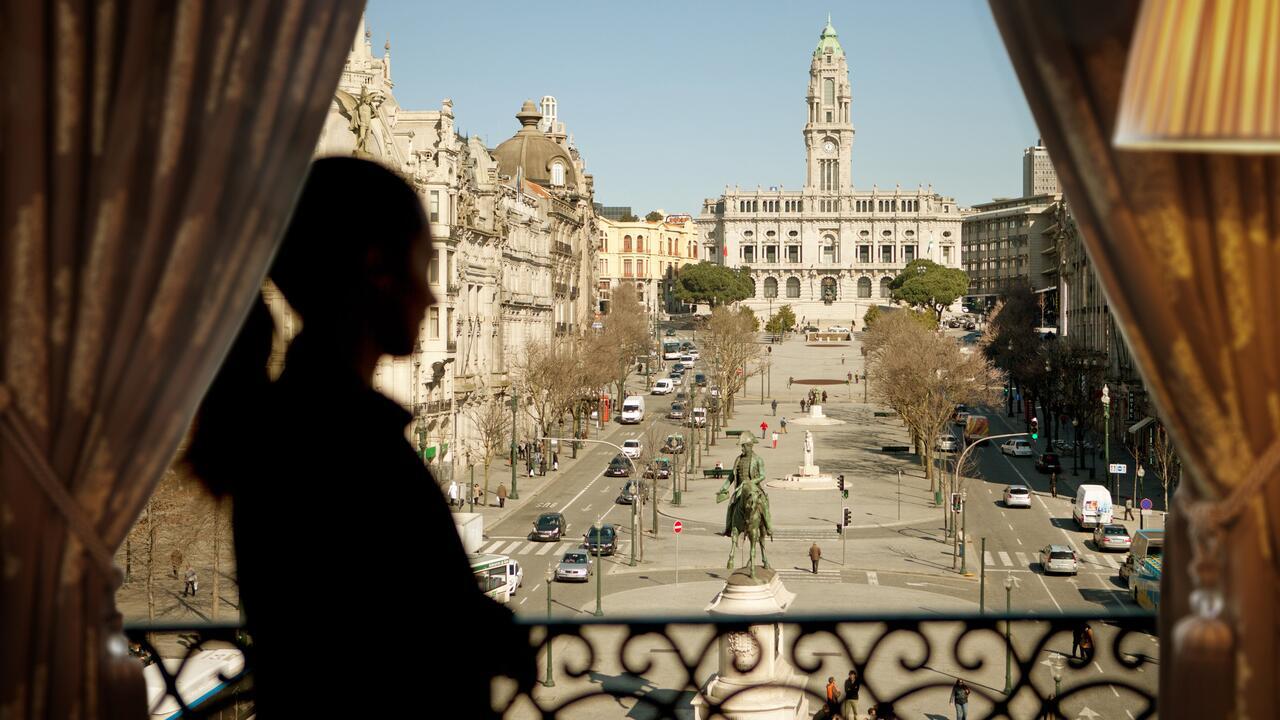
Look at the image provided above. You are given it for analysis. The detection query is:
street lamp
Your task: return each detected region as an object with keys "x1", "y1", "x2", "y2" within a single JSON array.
[
  {"x1": 1071, "y1": 418, "x2": 1079, "y2": 477},
  {"x1": 509, "y1": 392, "x2": 520, "y2": 499},
  {"x1": 543, "y1": 566, "x2": 555, "y2": 687},
  {"x1": 1102, "y1": 384, "x2": 1113, "y2": 497},
  {"x1": 1004, "y1": 574, "x2": 1015, "y2": 695},
  {"x1": 1137, "y1": 464, "x2": 1147, "y2": 529},
  {"x1": 1050, "y1": 657, "x2": 1064, "y2": 716}
]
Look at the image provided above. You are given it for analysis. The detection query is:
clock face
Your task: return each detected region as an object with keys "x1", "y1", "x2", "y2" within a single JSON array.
[{"x1": 823, "y1": 141, "x2": 836, "y2": 154}]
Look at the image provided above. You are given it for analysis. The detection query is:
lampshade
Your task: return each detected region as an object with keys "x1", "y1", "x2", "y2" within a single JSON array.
[{"x1": 1114, "y1": 0, "x2": 1280, "y2": 152}]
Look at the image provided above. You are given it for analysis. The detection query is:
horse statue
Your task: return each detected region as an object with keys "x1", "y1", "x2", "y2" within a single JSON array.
[{"x1": 717, "y1": 435, "x2": 774, "y2": 578}]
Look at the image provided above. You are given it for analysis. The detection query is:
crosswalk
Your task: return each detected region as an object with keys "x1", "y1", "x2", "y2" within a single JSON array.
[
  {"x1": 775, "y1": 568, "x2": 843, "y2": 583},
  {"x1": 476, "y1": 539, "x2": 586, "y2": 557},
  {"x1": 983, "y1": 549, "x2": 1121, "y2": 572}
]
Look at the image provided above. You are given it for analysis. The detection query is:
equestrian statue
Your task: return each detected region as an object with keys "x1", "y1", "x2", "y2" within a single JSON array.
[{"x1": 716, "y1": 434, "x2": 774, "y2": 577}]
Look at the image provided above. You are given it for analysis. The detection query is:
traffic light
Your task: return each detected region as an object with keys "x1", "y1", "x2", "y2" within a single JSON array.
[
  {"x1": 843, "y1": 507, "x2": 852, "y2": 527},
  {"x1": 950, "y1": 492, "x2": 962, "y2": 513},
  {"x1": 837, "y1": 476, "x2": 845, "y2": 492},
  {"x1": 835, "y1": 523, "x2": 843, "y2": 534},
  {"x1": 1030, "y1": 417, "x2": 1039, "y2": 440}
]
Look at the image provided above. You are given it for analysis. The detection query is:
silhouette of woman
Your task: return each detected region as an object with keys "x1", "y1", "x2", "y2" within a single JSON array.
[{"x1": 188, "y1": 157, "x2": 531, "y2": 717}]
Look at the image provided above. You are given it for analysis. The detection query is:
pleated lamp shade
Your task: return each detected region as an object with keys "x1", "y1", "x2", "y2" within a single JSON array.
[{"x1": 1115, "y1": 0, "x2": 1280, "y2": 152}]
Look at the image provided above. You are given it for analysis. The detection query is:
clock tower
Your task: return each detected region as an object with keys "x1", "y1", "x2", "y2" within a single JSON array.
[{"x1": 804, "y1": 16, "x2": 854, "y2": 194}]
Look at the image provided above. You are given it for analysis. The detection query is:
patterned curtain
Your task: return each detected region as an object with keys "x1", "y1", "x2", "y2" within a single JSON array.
[
  {"x1": 0, "y1": 2, "x2": 362, "y2": 717},
  {"x1": 990, "y1": 1, "x2": 1280, "y2": 716}
]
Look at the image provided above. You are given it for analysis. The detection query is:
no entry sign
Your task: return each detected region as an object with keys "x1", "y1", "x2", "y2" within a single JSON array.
[{"x1": 673, "y1": 520, "x2": 683, "y2": 534}]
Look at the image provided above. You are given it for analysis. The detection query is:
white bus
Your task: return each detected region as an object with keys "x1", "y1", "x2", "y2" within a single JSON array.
[
  {"x1": 662, "y1": 340, "x2": 682, "y2": 360},
  {"x1": 469, "y1": 553, "x2": 522, "y2": 603}
]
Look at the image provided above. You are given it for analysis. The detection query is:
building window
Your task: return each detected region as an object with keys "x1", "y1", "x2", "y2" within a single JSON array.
[
  {"x1": 551, "y1": 162, "x2": 565, "y2": 186},
  {"x1": 821, "y1": 235, "x2": 837, "y2": 263},
  {"x1": 880, "y1": 277, "x2": 893, "y2": 298},
  {"x1": 743, "y1": 245, "x2": 756, "y2": 263},
  {"x1": 624, "y1": 259, "x2": 633, "y2": 277},
  {"x1": 858, "y1": 245, "x2": 871, "y2": 264},
  {"x1": 599, "y1": 259, "x2": 608, "y2": 276},
  {"x1": 623, "y1": 235, "x2": 632, "y2": 252},
  {"x1": 824, "y1": 79, "x2": 835, "y2": 106},
  {"x1": 786, "y1": 245, "x2": 801, "y2": 263},
  {"x1": 903, "y1": 245, "x2": 917, "y2": 262},
  {"x1": 857, "y1": 277, "x2": 872, "y2": 298},
  {"x1": 428, "y1": 307, "x2": 439, "y2": 339},
  {"x1": 765, "y1": 245, "x2": 779, "y2": 263},
  {"x1": 429, "y1": 190, "x2": 441, "y2": 223},
  {"x1": 598, "y1": 236, "x2": 607, "y2": 251},
  {"x1": 880, "y1": 245, "x2": 893, "y2": 264},
  {"x1": 786, "y1": 276, "x2": 801, "y2": 298},
  {"x1": 943, "y1": 246, "x2": 953, "y2": 264},
  {"x1": 764, "y1": 277, "x2": 778, "y2": 298},
  {"x1": 430, "y1": 248, "x2": 440, "y2": 284},
  {"x1": 637, "y1": 235, "x2": 645, "y2": 253}
]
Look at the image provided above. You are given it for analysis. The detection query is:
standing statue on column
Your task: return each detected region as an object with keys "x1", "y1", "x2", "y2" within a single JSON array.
[
  {"x1": 803, "y1": 431, "x2": 815, "y2": 469},
  {"x1": 349, "y1": 86, "x2": 377, "y2": 155},
  {"x1": 716, "y1": 434, "x2": 774, "y2": 577}
]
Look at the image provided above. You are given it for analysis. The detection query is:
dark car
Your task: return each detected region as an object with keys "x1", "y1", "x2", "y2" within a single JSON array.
[
  {"x1": 1036, "y1": 453, "x2": 1063, "y2": 474},
  {"x1": 672, "y1": 362, "x2": 686, "y2": 374},
  {"x1": 605, "y1": 455, "x2": 632, "y2": 477},
  {"x1": 802, "y1": 324, "x2": 819, "y2": 332},
  {"x1": 664, "y1": 328, "x2": 676, "y2": 336},
  {"x1": 694, "y1": 372, "x2": 707, "y2": 386},
  {"x1": 616, "y1": 480, "x2": 638, "y2": 505},
  {"x1": 583, "y1": 524, "x2": 618, "y2": 556},
  {"x1": 532, "y1": 512, "x2": 567, "y2": 542}
]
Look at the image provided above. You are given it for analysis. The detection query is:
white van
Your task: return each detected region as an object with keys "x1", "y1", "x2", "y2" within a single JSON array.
[
  {"x1": 651, "y1": 379, "x2": 674, "y2": 395},
  {"x1": 620, "y1": 395, "x2": 646, "y2": 424},
  {"x1": 1073, "y1": 484, "x2": 1114, "y2": 529}
]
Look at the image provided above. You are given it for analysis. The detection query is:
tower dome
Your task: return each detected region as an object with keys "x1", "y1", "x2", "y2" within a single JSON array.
[{"x1": 491, "y1": 100, "x2": 578, "y2": 190}]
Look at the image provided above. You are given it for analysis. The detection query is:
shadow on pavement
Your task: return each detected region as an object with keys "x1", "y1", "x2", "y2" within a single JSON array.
[{"x1": 585, "y1": 671, "x2": 696, "y2": 719}]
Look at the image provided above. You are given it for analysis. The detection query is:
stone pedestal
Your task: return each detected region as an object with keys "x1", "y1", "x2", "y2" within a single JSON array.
[
  {"x1": 691, "y1": 568, "x2": 808, "y2": 720},
  {"x1": 808, "y1": 404, "x2": 825, "y2": 419}
]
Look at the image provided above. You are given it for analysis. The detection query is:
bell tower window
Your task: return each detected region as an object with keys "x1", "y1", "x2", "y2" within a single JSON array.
[{"x1": 823, "y1": 79, "x2": 834, "y2": 107}]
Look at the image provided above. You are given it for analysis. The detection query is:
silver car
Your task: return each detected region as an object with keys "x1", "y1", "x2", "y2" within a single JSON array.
[
  {"x1": 1003, "y1": 485, "x2": 1032, "y2": 508},
  {"x1": 1093, "y1": 524, "x2": 1133, "y2": 552},
  {"x1": 1039, "y1": 544, "x2": 1079, "y2": 575},
  {"x1": 555, "y1": 551, "x2": 593, "y2": 582}
]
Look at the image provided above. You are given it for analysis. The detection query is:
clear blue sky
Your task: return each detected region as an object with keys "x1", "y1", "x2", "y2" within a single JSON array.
[{"x1": 364, "y1": 1, "x2": 1040, "y2": 214}]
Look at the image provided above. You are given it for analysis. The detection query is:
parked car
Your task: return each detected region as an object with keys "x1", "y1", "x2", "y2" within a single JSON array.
[
  {"x1": 605, "y1": 455, "x2": 632, "y2": 477},
  {"x1": 532, "y1": 513, "x2": 568, "y2": 542},
  {"x1": 827, "y1": 325, "x2": 851, "y2": 333},
  {"x1": 1004, "y1": 485, "x2": 1032, "y2": 508},
  {"x1": 662, "y1": 434, "x2": 686, "y2": 453},
  {"x1": 622, "y1": 438, "x2": 642, "y2": 459},
  {"x1": 651, "y1": 379, "x2": 674, "y2": 395},
  {"x1": 935, "y1": 435, "x2": 959, "y2": 453},
  {"x1": 555, "y1": 551, "x2": 593, "y2": 582},
  {"x1": 1000, "y1": 439, "x2": 1034, "y2": 457},
  {"x1": 615, "y1": 480, "x2": 638, "y2": 504},
  {"x1": 583, "y1": 524, "x2": 618, "y2": 556},
  {"x1": 963, "y1": 320, "x2": 977, "y2": 331},
  {"x1": 1093, "y1": 523, "x2": 1133, "y2": 552},
  {"x1": 1039, "y1": 544, "x2": 1079, "y2": 575},
  {"x1": 1120, "y1": 529, "x2": 1165, "y2": 583},
  {"x1": 1035, "y1": 453, "x2": 1063, "y2": 474},
  {"x1": 668, "y1": 402, "x2": 686, "y2": 420},
  {"x1": 801, "y1": 324, "x2": 819, "y2": 332},
  {"x1": 947, "y1": 318, "x2": 961, "y2": 328}
]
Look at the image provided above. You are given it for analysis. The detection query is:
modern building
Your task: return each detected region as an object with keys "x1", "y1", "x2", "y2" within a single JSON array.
[
  {"x1": 597, "y1": 214, "x2": 702, "y2": 314},
  {"x1": 961, "y1": 194, "x2": 1061, "y2": 314},
  {"x1": 593, "y1": 204, "x2": 636, "y2": 222},
  {"x1": 1022, "y1": 139, "x2": 1060, "y2": 197},
  {"x1": 274, "y1": 18, "x2": 598, "y2": 481},
  {"x1": 695, "y1": 17, "x2": 964, "y2": 325}
]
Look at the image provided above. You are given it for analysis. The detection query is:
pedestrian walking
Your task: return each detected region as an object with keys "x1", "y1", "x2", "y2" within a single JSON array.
[
  {"x1": 825, "y1": 676, "x2": 841, "y2": 717},
  {"x1": 801, "y1": 399, "x2": 807, "y2": 413},
  {"x1": 1071, "y1": 623, "x2": 1085, "y2": 658},
  {"x1": 842, "y1": 669, "x2": 861, "y2": 720},
  {"x1": 760, "y1": 421, "x2": 769, "y2": 439},
  {"x1": 771, "y1": 399, "x2": 778, "y2": 416},
  {"x1": 772, "y1": 431, "x2": 779, "y2": 449},
  {"x1": 809, "y1": 542, "x2": 822, "y2": 574},
  {"x1": 841, "y1": 354, "x2": 845, "y2": 365},
  {"x1": 497, "y1": 483, "x2": 508, "y2": 508},
  {"x1": 553, "y1": 452, "x2": 559, "y2": 471},
  {"x1": 1080, "y1": 623, "x2": 1095, "y2": 662},
  {"x1": 182, "y1": 566, "x2": 197, "y2": 597},
  {"x1": 780, "y1": 416, "x2": 788, "y2": 433},
  {"x1": 822, "y1": 391, "x2": 828, "y2": 403},
  {"x1": 448, "y1": 480, "x2": 460, "y2": 509},
  {"x1": 950, "y1": 679, "x2": 971, "y2": 720},
  {"x1": 1049, "y1": 472, "x2": 1058, "y2": 499},
  {"x1": 473, "y1": 483, "x2": 483, "y2": 507}
]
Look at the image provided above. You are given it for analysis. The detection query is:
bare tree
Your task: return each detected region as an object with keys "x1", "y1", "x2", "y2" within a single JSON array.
[
  {"x1": 598, "y1": 283, "x2": 651, "y2": 401},
  {"x1": 516, "y1": 339, "x2": 577, "y2": 472},
  {"x1": 468, "y1": 394, "x2": 512, "y2": 508},
  {"x1": 1151, "y1": 420, "x2": 1182, "y2": 513},
  {"x1": 702, "y1": 306, "x2": 761, "y2": 435}
]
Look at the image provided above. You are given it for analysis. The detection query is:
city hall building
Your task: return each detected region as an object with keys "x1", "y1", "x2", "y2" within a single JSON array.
[{"x1": 696, "y1": 18, "x2": 964, "y2": 325}]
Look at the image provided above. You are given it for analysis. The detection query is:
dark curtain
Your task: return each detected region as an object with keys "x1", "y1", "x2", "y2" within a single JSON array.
[
  {"x1": 0, "y1": 2, "x2": 363, "y2": 717},
  {"x1": 990, "y1": 1, "x2": 1280, "y2": 716}
]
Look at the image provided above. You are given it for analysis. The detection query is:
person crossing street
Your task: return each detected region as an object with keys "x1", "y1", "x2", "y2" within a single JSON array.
[{"x1": 809, "y1": 542, "x2": 822, "y2": 574}]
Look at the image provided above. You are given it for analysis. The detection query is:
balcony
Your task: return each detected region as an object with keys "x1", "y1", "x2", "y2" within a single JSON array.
[
  {"x1": 125, "y1": 610, "x2": 1156, "y2": 718},
  {"x1": 553, "y1": 241, "x2": 573, "y2": 256}
]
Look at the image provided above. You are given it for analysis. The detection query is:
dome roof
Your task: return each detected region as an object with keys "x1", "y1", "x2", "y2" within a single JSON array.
[
  {"x1": 491, "y1": 100, "x2": 578, "y2": 190},
  {"x1": 814, "y1": 15, "x2": 844, "y2": 58}
]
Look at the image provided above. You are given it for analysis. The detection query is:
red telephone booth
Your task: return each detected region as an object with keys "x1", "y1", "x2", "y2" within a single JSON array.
[{"x1": 600, "y1": 393, "x2": 611, "y2": 424}]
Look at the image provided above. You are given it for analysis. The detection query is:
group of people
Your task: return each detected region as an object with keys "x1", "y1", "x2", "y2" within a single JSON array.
[
  {"x1": 800, "y1": 389, "x2": 828, "y2": 413},
  {"x1": 820, "y1": 671, "x2": 971, "y2": 720},
  {"x1": 445, "y1": 480, "x2": 512, "y2": 509},
  {"x1": 518, "y1": 442, "x2": 559, "y2": 477}
]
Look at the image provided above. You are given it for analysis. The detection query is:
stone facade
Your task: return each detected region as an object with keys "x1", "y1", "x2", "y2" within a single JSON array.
[
  {"x1": 597, "y1": 215, "x2": 702, "y2": 314},
  {"x1": 695, "y1": 18, "x2": 964, "y2": 326},
  {"x1": 961, "y1": 194, "x2": 1061, "y2": 310},
  {"x1": 272, "y1": 18, "x2": 597, "y2": 480}
]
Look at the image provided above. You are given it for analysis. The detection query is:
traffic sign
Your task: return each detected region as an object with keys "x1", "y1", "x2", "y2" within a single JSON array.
[
  {"x1": 673, "y1": 520, "x2": 683, "y2": 534},
  {"x1": 1109, "y1": 463, "x2": 1128, "y2": 474},
  {"x1": 1140, "y1": 497, "x2": 1153, "y2": 511}
]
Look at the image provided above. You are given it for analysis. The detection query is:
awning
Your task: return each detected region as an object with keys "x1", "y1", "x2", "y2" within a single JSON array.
[
  {"x1": 1033, "y1": 285, "x2": 1058, "y2": 294},
  {"x1": 423, "y1": 445, "x2": 438, "y2": 460},
  {"x1": 1128, "y1": 416, "x2": 1156, "y2": 434}
]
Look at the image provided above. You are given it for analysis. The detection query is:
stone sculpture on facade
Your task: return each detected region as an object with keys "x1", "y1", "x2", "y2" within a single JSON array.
[
  {"x1": 716, "y1": 435, "x2": 774, "y2": 576},
  {"x1": 348, "y1": 85, "x2": 380, "y2": 156}
]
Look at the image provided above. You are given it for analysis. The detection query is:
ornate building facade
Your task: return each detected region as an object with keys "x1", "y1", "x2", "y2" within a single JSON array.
[
  {"x1": 269, "y1": 19, "x2": 598, "y2": 479},
  {"x1": 695, "y1": 18, "x2": 964, "y2": 324},
  {"x1": 597, "y1": 215, "x2": 701, "y2": 314}
]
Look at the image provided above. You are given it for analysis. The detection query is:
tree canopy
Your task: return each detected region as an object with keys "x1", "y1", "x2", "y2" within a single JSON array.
[
  {"x1": 619, "y1": 213, "x2": 639, "y2": 222},
  {"x1": 765, "y1": 305, "x2": 797, "y2": 335},
  {"x1": 889, "y1": 259, "x2": 970, "y2": 321},
  {"x1": 671, "y1": 262, "x2": 755, "y2": 307},
  {"x1": 644, "y1": 210, "x2": 664, "y2": 222}
]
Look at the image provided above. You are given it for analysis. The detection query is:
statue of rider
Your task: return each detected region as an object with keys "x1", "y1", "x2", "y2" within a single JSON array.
[{"x1": 716, "y1": 434, "x2": 770, "y2": 536}]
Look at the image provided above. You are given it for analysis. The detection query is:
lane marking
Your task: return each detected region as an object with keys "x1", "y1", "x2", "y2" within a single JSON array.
[
  {"x1": 998, "y1": 551, "x2": 1013, "y2": 566},
  {"x1": 519, "y1": 597, "x2": 527, "y2": 605},
  {"x1": 1126, "y1": 711, "x2": 1136, "y2": 720},
  {"x1": 984, "y1": 551, "x2": 994, "y2": 566},
  {"x1": 536, "y1": 541, "x2": 557, "y2": 555},
  {"x1": 1035, "y1": 572, "x2": 1065, "y2": 613},
  {"x1": 866, "y1": 571, "x2": 879, "y2": 585},
  {"x1": 1110, "y1": 685, "x2": 1120, "y2": 697},
  {"x1": 1016, "y1": 536, "x2": 1023, "y2": 546},
  {"x1": 1093, "y1": 661, "x2": 1104, "y2": 674},
  {"x1": 1015, "y1": 552, "x2": 1029, "y2": 567},
  {"x1": 1102, "y1": 554, "x2": 1119, "y2": 569},
  {"x1": 499, "y1": 541, "x2": 522, "y2": 555},
  {"x1": 479, "y1": 541, "x2": 503, "y2": 554}
]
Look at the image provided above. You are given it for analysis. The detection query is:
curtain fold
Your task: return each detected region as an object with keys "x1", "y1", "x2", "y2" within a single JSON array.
[
  {"x1": 989, "y1": 1, "x2": 1280, "y2": 717},
  {"x1": 1, "y1": 2, "x2": 363, "y2": 717}
]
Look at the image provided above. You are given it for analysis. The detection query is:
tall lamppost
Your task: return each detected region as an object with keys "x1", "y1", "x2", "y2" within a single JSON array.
[
  {"x1": 1004, "y1": 574, "x2": 1016, "y2": 694},
  {"x1": 594, "y1": 515, "x2": 605, "y2": 617},
  {"x1": 1102, "y1": 384, "x2": 1113, "y2": 497},
  {"x1": 508, "y1": 392, "x2": 520, "y2": 499},
  {"x1": 543, "y1": 566, "x2": 555, "y2": 687},
  {"x1": 1071, "y1": 418, "x2": 1080, "y2": 477}
]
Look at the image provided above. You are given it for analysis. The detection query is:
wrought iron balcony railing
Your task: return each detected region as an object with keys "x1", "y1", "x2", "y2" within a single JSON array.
[{"x1": 124, "y1": 610, "x2": 1157, "y2": 719}]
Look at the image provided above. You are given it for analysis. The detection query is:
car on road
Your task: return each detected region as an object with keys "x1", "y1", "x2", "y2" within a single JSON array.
[
  {"x1": 669, "y1": 373, "x2": 684, "y2": 386},
  {"x1": 687, "y1": 348, "x2": 700, "y2": 361},
  {"x1": 827, "y1": 325, "x2": 851, "y2": 333},
  {"x1": 616, "y1": 480, "x2": 638, "y2": 504},
  {"x1": 583, "y1": 524, "x2": 618, "y2": 556},
  {"x1": 694, "y1": 372, "x2": 707, "y2": 387},
  {"x1": 947, "y1": 318, "x2": 961, "y2": 328},
  {"x1": 963, "y1": 320, "x2": 977, "y2": 331},
  {"x1": 935, "y1": 435, "x2": 959, "y2": 453},
  {"x1": 605, "y1": 455, "x2": 632, "y2": 477},
  {"x1": 668, "y1": 402, "x2": 686, "y2": 420},
  {"x1": 662, "y1": 434, "x2": 686, "y2": 453},
  {"x1": 1000, "y1": 439, "x2": 1034, "y2": 457},
  {"x1": 675, "y1": 390, "x2": 689, "y2": 403},
  {"x1": 1039, "y1": 544, "x2": 1079, "y2": 575},
  {"x1": 555, "y1": 551, "x2": 593, "y2": 582},
  {"x1": 622, "y1": 439, "x2": 642, "y2": 459},
  {"x1": 651, "y1": 379, "x2": 674, "y2": 395},
  {"x1": 709, "y1": 386, "x2": 722, "y2": 398},
  {"x1": 1003, "y1": 485, "x2": 1032, "y2": 508},
  {"x1": 690, "y1": 407, "x2": 708, "y2": 428},
  {"x1": 953, "y1": 410, "x2": 970, "y2": 426},
  {"x1": 665, "y1": 328, "x2": 676, "y2": 336},
  {"x1": 680, "y1": 341, "x2": 693, "y2": 351},
  {"x1": 1035, "y1": 453, "x2": 1062, "y2": 473},
  {"x1": 1093, "y1": 523, "x2": 1132, "y2": 552},
  {"x1": 532, "y1": 513, "x2": 568, "y2": 542},
  {"x1": 681, "y1": 354, "x2": 695, "y2": 366},
  {"x1": 672, "y1": 362, "x2": 686, "y2": 374}
]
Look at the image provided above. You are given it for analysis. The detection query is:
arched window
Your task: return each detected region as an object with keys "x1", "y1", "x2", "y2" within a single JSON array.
[
  {"x1": 823, "y1": 78, "x2": 835, "y2": 106},
  {"x1": 858, "y1": 277, "x2": 872, "y2": 298},
  {"x1": 786, "y1": 276, "x2": 801, "y2": 298},
  {"x1": 821, "y1": 235, "x2": 837, "y2": 263},
  {"x1": 551, "y1": 162, "x2": 565, "y2": 186},
  {"x1": 623, "y1": 235, "x2": 632, "y2": 252},
  {"x1": 637, "y1": 235, "x2": 645, "y2": 253},
  {"x1": 764, "y1": 277, "x2": 778, "y2": 298},
  {"x1": 880, "y1": 277, "x2": 893, "y2": 298}
]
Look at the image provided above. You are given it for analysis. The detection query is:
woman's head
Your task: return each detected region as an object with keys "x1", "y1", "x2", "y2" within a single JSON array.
[{"x1": 271, "y1": 157, "x2": 432, "y2": 357}]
